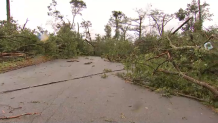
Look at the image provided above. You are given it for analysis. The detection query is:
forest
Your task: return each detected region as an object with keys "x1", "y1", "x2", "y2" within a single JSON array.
[{"x1": 0, "y1": 0, "x2": 218, "y2": 108}]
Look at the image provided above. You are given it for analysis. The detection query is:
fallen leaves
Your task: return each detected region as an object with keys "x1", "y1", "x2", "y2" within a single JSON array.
[
  {"x1": 101, "y1": 73, "x2": 108, "y2": 79},
  {"x1": 120, "y1": 113, "x2": 125, "y2": 119},
  {"x1": 103, "y1": 69, "x2": 112, "y2": 73}
]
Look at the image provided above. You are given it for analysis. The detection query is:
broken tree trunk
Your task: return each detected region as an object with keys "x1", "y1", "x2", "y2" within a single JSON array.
[{"x1": 159, "y1": 69, "x2": 218, "y2": 100}]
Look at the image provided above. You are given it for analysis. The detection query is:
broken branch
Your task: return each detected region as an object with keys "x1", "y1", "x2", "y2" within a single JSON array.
[
  {"x1": 171, "y1": 17, "x2": 192, "y2": 35},
  {"x1": 0, "y1": 112, "x2": 40, "y2": 120},
  {"x1": 22, "y1": 18, "x2": 29, "y2": 30},
  {"x1": 159, "y1": 69, "x2": 218, "y2": 100},
  {"x1": 167, "y1": 36, "x2": 201, "y2": 50},
  {"x1": 146, "y1": 51, "x2": 170, "y2": 61}
]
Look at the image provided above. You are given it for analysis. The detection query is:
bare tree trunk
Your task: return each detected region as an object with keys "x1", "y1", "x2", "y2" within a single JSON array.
[
  {"x1": 72, "y1": 15, "x2": 76, "y2": 29},
  {"x1": 77, "y1": 22, "x2": 80, "y2": 38},
  {"x1": 77, "y1": 22, "x2": 79, "y2": 32},
  {"x1": 161, "y1": 15, "x2": 166, "y2": 37},
  {"x1": 198, "y1": 0, "x2": 202, "y2": 30},
  {"x1": 139, "y1": 18, "x2": 142, "y2": 39},
  {"x1": 124, "y1": 32, "x2": 126, "y2": 41},
  {"x1": 198, "y1": 0, "x2": 201, "y2": 21},
  {"x1": 87, "y1": 28, "x2": 92, "y2": 41},
  {"x1": 6, "y1": 0, "x2": 10, "y2": 23},
  {"x1": 115, "y1": 17, "x2": 119, "y2": 39},
  {"x1": 172, "y1": 17, "x2": 192, "y2": 35},
  {"x1": 150, "y1": 15, "x2": 162, "y2": 36}
]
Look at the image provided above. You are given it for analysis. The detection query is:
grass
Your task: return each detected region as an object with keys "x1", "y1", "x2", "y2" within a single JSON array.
[
  {"x1": 101, "y1": 73, "x2": 108, "y2": 78},
  {"x1": 103, "y1": 68, "x2": 112, "y2": 73},
  {"x1": 0, "y1": 56, "x2": 51, "y2": 73}
]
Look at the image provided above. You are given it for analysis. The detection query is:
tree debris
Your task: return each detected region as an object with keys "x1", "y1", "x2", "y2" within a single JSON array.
[
  {"x1": 84, "y1": 62, "x2": 92, "y2": 65},
  {"x1": 0, "y1": 112, "x2": 40, "y2": 120},
  {"x1": 120, "y1": 113, "x2": 125, "y2": 119},
  {"x1": 29, "y1": 101, "x2": 40, "y2": 103},
  {"x1": 9, "y1": 107, "x2": 22, "y2": 113},
  {"x1": 67, "y1": 59, "x2": 79, "y2": 62}
]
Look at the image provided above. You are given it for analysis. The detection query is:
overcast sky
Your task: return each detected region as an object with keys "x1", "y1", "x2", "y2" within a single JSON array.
[{"x1": 0, "y1": 0, "x2": 217, "y2": 37}]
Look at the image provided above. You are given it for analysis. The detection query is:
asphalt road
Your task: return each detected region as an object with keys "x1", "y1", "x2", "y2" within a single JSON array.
[{"x1": 0, "y1": 56, "x2": 217, "y2": 123}]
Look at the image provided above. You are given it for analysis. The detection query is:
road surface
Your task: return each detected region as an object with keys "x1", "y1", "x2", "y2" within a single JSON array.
[{"x1": 0, "y1": 57, "x2": 217, "y2": 123}]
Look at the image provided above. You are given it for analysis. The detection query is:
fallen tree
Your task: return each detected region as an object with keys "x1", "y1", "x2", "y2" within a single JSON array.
[{"x1": 121, "y1": 17, "x2": 218, "y2": 105}]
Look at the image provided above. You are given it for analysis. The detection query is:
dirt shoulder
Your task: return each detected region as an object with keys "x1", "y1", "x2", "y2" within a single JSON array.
[{"x1": 0, "y1": 56, "x2": 52, "y2": 74}]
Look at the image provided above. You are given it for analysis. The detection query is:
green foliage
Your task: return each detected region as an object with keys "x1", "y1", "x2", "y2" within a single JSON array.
[
  {"x1": 122, "y1": 31, "x2": 218, "y2": 105},
  {"x1": 175, "y1": 0, "x2": 213, "y2": 31},
  {"x1": 0, "y1": 19, "x2": 44, "y2": 56},
  {"x1": 103, "y1": 68, "x2": 112, "y2": 73},
  {"x1": 134, "y1": 34, "x2": 159, "y2": 54},
  {"x1": 101, "y1": 73, "x2": 108, "y2": 78},
  {"x1": 109, "y1": 11, "x2": 126, "y2": 39},
  {"x1": 44, "y1": 23, "x2": 93, "y2": 58},
  {"x1": 104, "y1": 24, "x2": 112, "y2": 39},
  {"x1": 94, "y1": 38, "x2": 134, "y2": 61},
  {"x1": 70, "y1": 0, "x2": 87, "y2": 27}
]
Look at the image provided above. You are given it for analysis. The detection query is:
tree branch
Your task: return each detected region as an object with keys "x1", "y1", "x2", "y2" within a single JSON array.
[
  {"x1": 158, "y1": 69, "x2": 218, "y2": 100},
  {"x1": 22, "y1": 18, "x2": 29, "y2": 30},
  {"x1": 167, "y1": 36, "x2": 201, "y2": 50},
  {"x1": 150, "y1": 15, "x2": 162, "y2": 36},
  {"x1": 171, "y1": 17, "x2": 192, "y2": 35}
]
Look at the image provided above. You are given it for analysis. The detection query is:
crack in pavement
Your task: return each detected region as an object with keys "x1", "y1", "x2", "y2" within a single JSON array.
[
  {"x1": 43, "y1": 83, "x2": 75, "y2": 123},
  {"x1": 30, "y1": 83, "x2": 72, "y2": 123}
]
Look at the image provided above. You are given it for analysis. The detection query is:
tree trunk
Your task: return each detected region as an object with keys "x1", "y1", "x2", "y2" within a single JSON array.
[
  {"x1": 72, "y1": 15, "x2": 76, "y2": 29},
  {"x1": 161, "y1": 15, "x2": 166, "y2": 37},
  {"x1": 160, "y1": 70, "x2": 218, "y2": 100},
  {"x1": 77, "y1": 22, "x2": 80, "y2": 38},
  {"x1": 87, "y1": 28, "x2": 92, "y2": 41},
  {"x1": 123, "y1": 31, "x2": 126, "y2": 41},
  {"x1": 198, "y1": 0, "x2": 202, "y2": 30},
  {"x1": 139, "y1": 18, "x2": 142, "y2": 39},
  {"x1": 6, "y1": 0, "x2": 10, "y2": 23},
  {"x1": 115, "y1": 17, "x2": 119, "y2": 39}
]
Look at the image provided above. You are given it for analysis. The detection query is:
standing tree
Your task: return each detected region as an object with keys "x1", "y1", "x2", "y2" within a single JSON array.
[
  {"x1": 175, "y1": 0, "x2": 213, "y2": 32},
  {"x1": 120, "y1": 15, "x2": 131, "y2": 41},
  {"x1": 70, "y1": 0, "x2": 86, "y2": 29},
  {"x1": 104, "y1": 24, "x2": 112, "y2": 39},
  {"x1": 150, "y1": 9, "x2": 174, "y2": 37},
  {"x1": 81, "y1": 20, "x2": 92, "y2": 41},
  {"x1": 47, "y1": 0, "x2": 64, "y2": 32},
  {"x1": 130, "y1": 8, "x2": 147, "y2": 39},
  {"x1": 108, "y1": 11, "x2": 125, "y2": 40}
]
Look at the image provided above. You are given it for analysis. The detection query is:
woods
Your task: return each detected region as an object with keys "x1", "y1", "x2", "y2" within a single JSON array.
[{"x1": 1, "y1": 0, "x2": 217, "y2": 107}]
